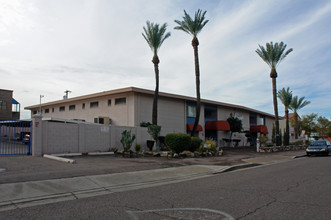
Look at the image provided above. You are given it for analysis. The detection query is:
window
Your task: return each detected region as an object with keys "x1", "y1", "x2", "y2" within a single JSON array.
[
  {"x1": 90, "y1": 101, "x2": 99, "y2": 108},
  {"x1": 69, "y1": 105, "x2": 75, "y2": 111},
  {"x1": 187, "y1": 104, "x2": 196, "y2": 117},
  {"x1": 115, "y1": 98, "x2": 126, "y2": 105},
  {"x1": 82, "y1": 103, "x2": 85, "y2": 109},
  {"x1": 260, "y1": 116, "x2": 265, "y2": 125},
  {"x1": 33, "y1": 110, "x2": 37, "y2": 115},
  {"x1": 59, "y1": 106, "x2": 65, "y2": 112},
  {"x1": 108, "y1": 99, "x2": 112, "y2": 106},
  {"x1": 0, "y1": 100, "x2": 7, "y2": 110},
  {"x1": 45, "y1": 109, "x2": 49, "y2": 113},
  {"x1": 249, "y1": 113, "x2": 257, "y2": 126},
  {"x1": 52, "y1": 108, "x2": 54, "y2": 113}
]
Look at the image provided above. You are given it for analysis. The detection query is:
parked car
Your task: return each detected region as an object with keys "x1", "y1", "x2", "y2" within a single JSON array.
[
  {"x1": 306, "y1": 140, "x2": 331, "y2": 156},
  {"x1": 23, "y1": 134, "x2": 31, "y2": 145}
]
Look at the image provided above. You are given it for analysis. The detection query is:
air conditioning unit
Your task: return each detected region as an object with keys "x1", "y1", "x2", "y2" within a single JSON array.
[{"x1": 94, "y1": 116, "x2": 111, "y2": 125}]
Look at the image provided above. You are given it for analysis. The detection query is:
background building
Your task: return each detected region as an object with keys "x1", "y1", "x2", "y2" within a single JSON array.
[
  {"x1": 25, "y1": 87, "x2": 274, "y2": 146},
  {"x1": 0, "y1": 89, "x2": 20, "y2": 120}
]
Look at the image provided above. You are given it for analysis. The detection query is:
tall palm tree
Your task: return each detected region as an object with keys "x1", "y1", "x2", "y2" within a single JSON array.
[
  {"x1": 142, "y1": 21, "x2": 171, "y2": 125},
  {"x1": 277, "y1": 87, "x2": 292, "y2": 145},
  {"x1": 256, "y1": 42, "x2": 293, "y2": 146},
  {"x1": 174, "y1": 9, "x2": 209, "y2": 136},
  {"x1": 289, "y1": 96, "x2": 310, "y2": 139}
]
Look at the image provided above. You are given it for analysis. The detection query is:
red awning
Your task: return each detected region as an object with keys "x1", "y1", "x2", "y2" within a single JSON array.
[
  {"x1": 205, "y1": 121, "x2": 230, "y2": 131},
  {"x1": 250, "y1": 125, "x2": 268, "y2": 134},
  {"x1": 186, "y1": 124, "x2": 203, "y2": 132}
]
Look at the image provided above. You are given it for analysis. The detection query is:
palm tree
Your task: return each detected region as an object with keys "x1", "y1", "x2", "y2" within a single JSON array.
[
  {"x1": 256, "y1": 42, "x2": 293, "y2": 146},
  {"x1": 174, "y1": 9, "x2": 209, "y2": 136},
  {"x1": 142, "y1": 21, "x2": 171, "y2": 125},
  {"x1": 277, "y1": 87, "x2": 292, "y2": 145},
  {"x1": 289, "y1": 96, "x2": 310, "y2": 139}
]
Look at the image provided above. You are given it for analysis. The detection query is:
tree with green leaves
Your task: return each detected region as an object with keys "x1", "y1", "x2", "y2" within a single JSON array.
[
  {"x1": 142, "y1": 21, "x2": 171, "y2": 125},
  {"x1": 174, "y1": 9, "x2": 209, "y2": 136},
  {"x1": 256, "y1": 42, "x2": 293, "y2": 146},
  {"x1": 316, "y1": 116, "x2": 331, "y2": 138},
  {"x1": 227, "y1": 115, "x2": 243, "y2": 140},
  {"x1": 299, "y1": 113, "x2": 317, "y2": 138},
  {"x1": 289, "y1": 96, "x2": 310, "y2": 139},
  {"x1": 277, "y1": 87, "x2": 293, "y2": 145}
]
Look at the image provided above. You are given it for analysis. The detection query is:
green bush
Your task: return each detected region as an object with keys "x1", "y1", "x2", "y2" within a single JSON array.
[
  {"x1": 165, "y1": 133, "x2": 191, "y2": 154},
  {"x1": 140, "y1": 121, "x2": 152, "y2": 127},
  {"x1": 190, "y1": 137, "x2": 202, "y2": 152}
]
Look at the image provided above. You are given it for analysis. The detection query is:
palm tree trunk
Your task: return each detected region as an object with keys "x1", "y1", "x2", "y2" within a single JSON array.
[
  {"x1": 271, "y1": 76, "x2": 280, "y2": 146},
  {"x1": 294, "y1": 111, "x2": 298, "y2": 139},
  {"x1": 191, "y1": 37, "x2": 201, "y2": 137},
  {"x1": 285, "y1": 107, "x2": 289, "y2": 146},
  {"x1": 152, "y1": 55, "x2": 160, "y2": 125}
]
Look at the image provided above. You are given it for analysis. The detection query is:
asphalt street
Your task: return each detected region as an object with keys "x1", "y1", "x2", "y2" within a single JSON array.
[{"x1": 1, "y1": 155, "x2": 330, "y2": 219}]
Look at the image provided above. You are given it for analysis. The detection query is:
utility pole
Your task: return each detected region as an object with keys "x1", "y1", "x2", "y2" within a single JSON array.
[{"x1": 64, "y1": 90, "x2": 71, "y2": 99}]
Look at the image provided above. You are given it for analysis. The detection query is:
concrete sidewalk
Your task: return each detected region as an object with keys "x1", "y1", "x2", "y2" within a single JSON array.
[
  {"x1": 0, "y1": 165, "x2": 227, "y2": 211},
  {"x1": 0, "y1": 153, "x2": 305, "y2": 212}
]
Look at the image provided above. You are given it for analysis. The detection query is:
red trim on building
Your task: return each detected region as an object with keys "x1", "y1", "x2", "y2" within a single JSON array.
[
  {"x1": 250, "y1": 125, "x2": 268, "y2": 134},
  {"x1": 186, "y1": 124, "x2": 203, "y2": 131},
  {"x1": 205, "y1": 121, "x2": 230, "y2": 131}
]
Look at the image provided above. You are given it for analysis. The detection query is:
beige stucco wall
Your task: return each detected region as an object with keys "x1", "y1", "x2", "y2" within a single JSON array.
[
  {"x1": 216, "y1": 107, "x2": 250, "y2": 146},
  {"x1": 265, "y1": 116, "x2": 274, "y2": 141},
  {"x1": 135, "y1": 93, "x2": 186, "y2": 136},
  {"x1": 38, "y1": 93, "x2": 135, "y2": 126}
]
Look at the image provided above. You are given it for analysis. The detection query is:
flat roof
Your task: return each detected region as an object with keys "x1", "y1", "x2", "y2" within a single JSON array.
[{"x1": 25, "y1": 87, "x2": 275, "y2": 118}]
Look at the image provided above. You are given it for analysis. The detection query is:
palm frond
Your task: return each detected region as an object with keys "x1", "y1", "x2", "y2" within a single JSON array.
[
  {"x1": 277, "y1": 87, "x2": 292, "y2": 107},
  {"x1": 289, "y1": 95, "x2": 310, "y2": 111},
  {"x1": 142, "y1": 21, "x2": 171, "y2": 55},
  {"x1": 174, "y1": 9, "x2": 209, "y2": 37},
  {"x1": 256, "y1": 41, "x2": 293, "y2": 70}
]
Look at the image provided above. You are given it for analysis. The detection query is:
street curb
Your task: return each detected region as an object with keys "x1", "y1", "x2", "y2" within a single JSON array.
[{"x1": 43, "y1": 154, "x2": 75, "y2": 164}]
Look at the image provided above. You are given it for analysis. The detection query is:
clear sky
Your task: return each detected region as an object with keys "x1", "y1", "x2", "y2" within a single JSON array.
[{"x1": 1, "y1": 0, "x2": 330, "y2": 120}]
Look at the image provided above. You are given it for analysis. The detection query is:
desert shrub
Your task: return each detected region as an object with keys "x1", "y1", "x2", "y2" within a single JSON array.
[
  {"x1": 121, "y1": 130, "x2": 136, "y2": 151},
  {"x1": 258, "y1": 136, "x2": 268, "y2": 147},
  {"x1": 135, "y1": 144, "x2": 141, "y2": 152},
  {"x1": 205, "y1": 139, "x2": 217, "y2": 153},
  {"x1": 147, "y1": 125, "x2": 161, "y2": 142},
  {"x1": 190, "y1": 137, "x2": 202, "y2": 152},
  {"x1": 165, "y1": 133, "x2": 191, "y2": 154}
]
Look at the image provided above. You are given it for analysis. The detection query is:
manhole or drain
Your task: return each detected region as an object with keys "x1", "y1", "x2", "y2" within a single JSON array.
[{"x1": 223, "y1": 163, "x2": 261, "y2": 173}]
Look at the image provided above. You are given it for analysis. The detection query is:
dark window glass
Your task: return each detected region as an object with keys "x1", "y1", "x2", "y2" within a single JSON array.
[
  {"x1": 82, "y1": 103, "x2": 85, "y2": 109},
  {"x1": 115, "y1": 98, "x2": 126, "y2": 105},
  {"x1": 45, "y1": 109, "x2": 49, "y2": 113},
  {"x1": 90, "y1": 102, "x2": 99, "y2": 108},
  {"x1": 108, "y1": 99, "x2": 112, "y2": 106},
  {"x1": 59, "y1": 106, "x2": 65, "y2": 112},
  {"x1": 69, "y1": 105, "x2": 75, "y2": 111}
]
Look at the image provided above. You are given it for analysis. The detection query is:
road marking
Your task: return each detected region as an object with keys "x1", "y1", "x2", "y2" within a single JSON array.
[{"x1": 127, "y1": 208, "x2": 235, "y2": 220}]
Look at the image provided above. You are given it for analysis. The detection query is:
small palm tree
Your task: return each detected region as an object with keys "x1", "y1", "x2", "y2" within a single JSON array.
[
  {"x1": 174, "y1": 9, "x2": 209, "y2": 136},
  {"x1": 142, "y1": 21, "x2": 171, "y2": 125},
  {"x1": 256, "y1": 42, "x2": 293, "y2": 146},
  {"x1": 277, "y1": 87, "x2": 292, "y2": 145},
  {"x1": 289, "y1": 96, "x2": 310, "y2": 139}
]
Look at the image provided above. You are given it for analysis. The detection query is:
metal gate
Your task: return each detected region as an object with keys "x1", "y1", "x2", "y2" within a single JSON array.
[{"x1": 0, "y1": 120, "x2": 32, "y2": 155}]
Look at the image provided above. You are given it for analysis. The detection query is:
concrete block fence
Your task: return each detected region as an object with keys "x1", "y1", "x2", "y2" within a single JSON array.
[{"x1": 32, "y1": 115, "x2": 150, "y2": 156}]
